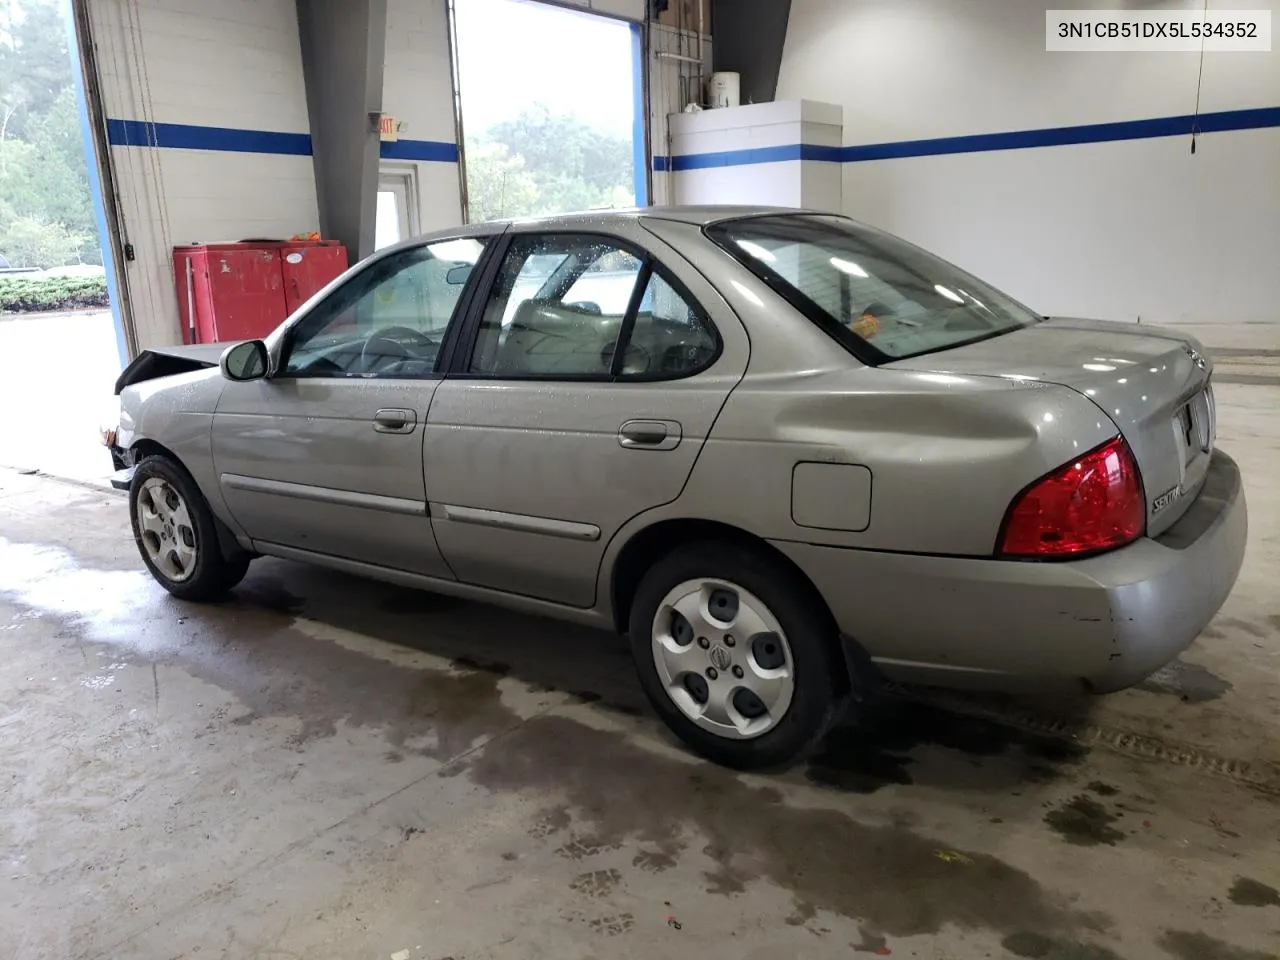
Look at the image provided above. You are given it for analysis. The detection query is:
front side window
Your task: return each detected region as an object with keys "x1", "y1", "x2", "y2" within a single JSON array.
[
  {"x1": 282, "y1": 237, "x2": 488, "y2": 378},
  {"x1": 707, "y1": 214, "x2": 1042, "y2": 363},
  {"x1": 469, "y1": 234, "x2": 717, "y2": 379}
]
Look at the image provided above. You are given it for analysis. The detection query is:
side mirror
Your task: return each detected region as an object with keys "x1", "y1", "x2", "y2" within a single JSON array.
[
  {"x1": 220, "y1": 340, "x2": 269, "y2": 381},
  {"x1": 445, "y1": 263, "x2": 473, "y2": 285}
]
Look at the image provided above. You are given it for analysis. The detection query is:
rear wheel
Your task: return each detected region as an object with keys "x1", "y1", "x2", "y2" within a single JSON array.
[
  {"x1": 129, "y1": 455, "x2": 250, "y2": 601},
  {"x1": 628, "y1": 542, "x2": 845, "y2": 770}
]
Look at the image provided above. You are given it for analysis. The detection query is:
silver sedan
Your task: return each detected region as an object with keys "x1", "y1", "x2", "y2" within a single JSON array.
[{"x1": 104, "y1": 206, "x2": 1247, "y2": 769}]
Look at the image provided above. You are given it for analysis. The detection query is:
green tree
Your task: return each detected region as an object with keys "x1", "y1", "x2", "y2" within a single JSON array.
[
  {"x1": 0, "y1": 101, "x2": 97, "y2": 264},
  {"x1": 466, "y1": 104, "x2": 635, "y2": 221},
  {"x1": 0, "y1": 0, "x2": 100, "y2": 267},
  {"x1": 27, "y1": 86, "x2": 95, "y2": 253},
  {"x1": 464, "y1": 139, "x2": 539, "y2": 222},
  {"x1": 0, "y1": 0, "x2": 72, "y2": 142},
  {"x1": 0, "y1": 213, "x2": 88, "y2": 267}
]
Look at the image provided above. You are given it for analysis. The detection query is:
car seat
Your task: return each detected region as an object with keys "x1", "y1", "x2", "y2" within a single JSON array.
[{"x1": 493, "y1": 299, "x2": 625, "y2": 375}]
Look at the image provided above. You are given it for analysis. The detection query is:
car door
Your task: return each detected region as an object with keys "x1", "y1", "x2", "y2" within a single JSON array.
[
  {"x1": 211, "y1": 233, "x2": 495, "y2": 577},
  {"x1": 422, "y1": 222, "x2": 749, "y2": 607}
]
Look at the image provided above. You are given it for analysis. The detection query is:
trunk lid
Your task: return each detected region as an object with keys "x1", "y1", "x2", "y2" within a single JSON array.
[{"x1": 888, "y1": 317, "x2": 1216, "y2": 536}]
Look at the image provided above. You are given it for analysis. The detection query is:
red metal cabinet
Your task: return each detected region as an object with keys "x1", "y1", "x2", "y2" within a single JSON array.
[
  {"x1": 173, "y1": 240, "x2": 349, "y2": 344},
  {"x1": 280, "y1": 241, "x2": 349, "y2": 314}
]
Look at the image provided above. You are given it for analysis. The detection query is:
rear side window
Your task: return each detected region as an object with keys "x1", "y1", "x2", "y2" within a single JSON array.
[
  {"x1": 623, "y1": 271, "x2": 718, "y2": 378},
  {"x1": 467, "y1": 233, "x2": 719, "y2": 380},
  {"x1": 707, "y1": 214, "x2": 1042, "y2": 363}
]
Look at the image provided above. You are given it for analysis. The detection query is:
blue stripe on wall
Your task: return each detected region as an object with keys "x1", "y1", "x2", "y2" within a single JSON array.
[
  {"x1": 105, "y1": 118, "x2": 460, "y2": 163},
  {"x1": 656, "y1": 142, "x2": 844, "y2": 171},
  {"x1": 378, "y1": 138, "x2": 459, "y2": 162},
  {"x1": 841, "y1": 105, "x2": 1280, "y2": 162},
  {"x1": 654, "y1": 105, "x2": 1280, "y2": 171},
  {"x1": 104, "y1": 104, "x2": 1280, "y2": 172},
  {"x1": 106, "y1": 119, "x2": 313, "y2": 155}
]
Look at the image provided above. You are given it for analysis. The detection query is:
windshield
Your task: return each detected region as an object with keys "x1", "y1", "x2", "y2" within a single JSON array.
[{"x1": 706, "y1": 214, "x2": 1042, "y2": 363}]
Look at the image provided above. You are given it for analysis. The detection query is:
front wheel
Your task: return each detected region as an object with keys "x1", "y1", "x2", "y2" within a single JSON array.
[
  {"x1": 129, "y1": 454, "x2": 250, "y2": 601},
  {"x1": 628, "y1": 542, "x2": 845, "y2": 770}
]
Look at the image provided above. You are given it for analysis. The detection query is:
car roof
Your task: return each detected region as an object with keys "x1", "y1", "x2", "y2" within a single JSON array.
[
  {"x1": 407, "y1": 205, "x2": 831, "y2": 245},
  {"x1": 539, "y1": 204, "x2": 823, "y2": 226}
]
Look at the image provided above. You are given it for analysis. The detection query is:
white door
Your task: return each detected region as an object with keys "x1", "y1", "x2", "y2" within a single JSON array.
[{"x1": 376, "y1": 169, "x2": 418, "y2": 250}]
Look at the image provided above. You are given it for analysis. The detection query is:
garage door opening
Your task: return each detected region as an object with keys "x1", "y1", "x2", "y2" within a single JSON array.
[
  {"x1": 0, "y1": 0, "x2": 121, "y2": 483},
  {"x1": 450, "y1": 0, "x2": 646, "y2": 223}
]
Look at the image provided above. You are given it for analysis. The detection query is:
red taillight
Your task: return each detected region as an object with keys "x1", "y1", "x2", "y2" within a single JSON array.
[{"x1": 999, "y1": 436, "x2": 1145, "y2": 558}]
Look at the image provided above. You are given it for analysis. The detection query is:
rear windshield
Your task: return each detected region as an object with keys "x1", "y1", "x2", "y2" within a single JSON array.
[{"x1": 706, "y1": 214, "x2": 1042, "y2": 363}]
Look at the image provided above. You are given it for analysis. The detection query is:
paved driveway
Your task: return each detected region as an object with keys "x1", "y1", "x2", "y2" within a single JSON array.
[{"x1": 0, "y1": 310, "x2": 121, "y2": 482}]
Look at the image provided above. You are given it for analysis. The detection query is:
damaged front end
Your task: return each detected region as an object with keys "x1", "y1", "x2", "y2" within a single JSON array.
[
  {"x1": 100, "y1": 393, "x2": 136, "y2": 488},
  {"x1": 101, "y1": 342, "x2": 231, "y2": 488},
  {"x1": 100, "y1": 389, "x2": 130, "y2": 482},
  {"x1": 112, "y1": 342, "x2": 229, "y2": 394}
]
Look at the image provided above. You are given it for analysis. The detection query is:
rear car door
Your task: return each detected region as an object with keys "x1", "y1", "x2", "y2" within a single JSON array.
[
  {"x1": 211, "y1": 234, "x2": 494, "y2": 577},
  {"x1": 423, "y1": 222, "x2": 749, "y2": 607}
]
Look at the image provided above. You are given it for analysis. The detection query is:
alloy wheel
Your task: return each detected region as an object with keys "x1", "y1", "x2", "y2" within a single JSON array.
[{"x1": 136, "y1": 477, "x2": 198, "y2": 582}]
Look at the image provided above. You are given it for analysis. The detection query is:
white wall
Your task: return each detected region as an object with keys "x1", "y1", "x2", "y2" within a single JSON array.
[
  {"x1": 668, "y1": 100, "x2": 843, "y2": 209},
  {"x1": 648, "y1": 21, "x2": 711, "y2": 205},
  {"x1": 89, "y1": 0, "x2": 319, "y2": 350},
  {"x1": 382, "y1": 0, "x2": 464, "y2": 232},
  {"x1": 777, "y1": 0, "x2": 1280, "y2": 325},
  {"x1": 548, "y1": 0, "x2": 645, "y2": 19}
]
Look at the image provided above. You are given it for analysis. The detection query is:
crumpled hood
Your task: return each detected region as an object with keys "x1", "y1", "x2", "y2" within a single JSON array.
[
  {"x1": 114, "y1": 341, "x2": 241, "y2": 394},
  {"x1": 145, "y1": 342, "x2": 235, "y2": 364}
]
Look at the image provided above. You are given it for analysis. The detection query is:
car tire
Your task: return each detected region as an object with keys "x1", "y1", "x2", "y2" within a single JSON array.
[
  {"x1": 628, "y1": 541, "x2": 847, "y2": 770},
  {"x1": 129, "y1": 454, "x2": 250, "y2": 601}
]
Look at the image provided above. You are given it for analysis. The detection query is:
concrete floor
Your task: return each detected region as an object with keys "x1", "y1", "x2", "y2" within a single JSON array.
[{"x1": 2, "y1": 380, "x2": 1279, "y2": 959}]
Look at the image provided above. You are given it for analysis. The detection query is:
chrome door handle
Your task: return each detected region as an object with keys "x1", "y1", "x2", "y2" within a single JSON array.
[
  {"x1": 373, "y1": 408, "x2": 417, "y2": 433},
  {"x1": 618, "y1": 419, "x2": 681, "y2": 450}
]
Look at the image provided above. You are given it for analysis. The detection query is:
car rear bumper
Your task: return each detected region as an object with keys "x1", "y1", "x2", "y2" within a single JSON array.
[{"x1": 773, "y1": 449, "x2": 1247, "y2": 694}]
